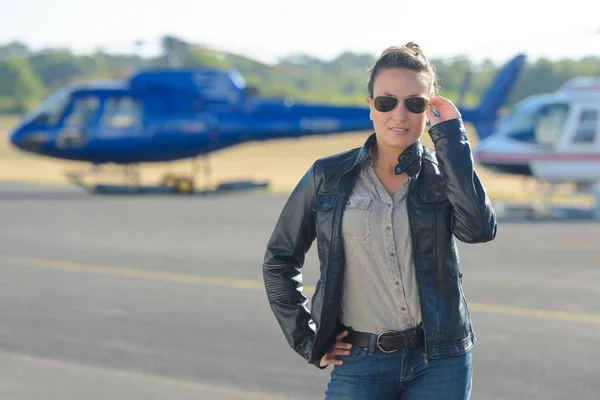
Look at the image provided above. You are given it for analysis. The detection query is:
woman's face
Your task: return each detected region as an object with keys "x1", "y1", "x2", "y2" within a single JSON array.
[{"x1": 367, "y1": 68, "x2": 432, "y2": 154}]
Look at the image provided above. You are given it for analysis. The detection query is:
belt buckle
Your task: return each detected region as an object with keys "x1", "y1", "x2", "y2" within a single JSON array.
[{"x1": 376, "y1": 331, "x2": 399, "y2": 353}]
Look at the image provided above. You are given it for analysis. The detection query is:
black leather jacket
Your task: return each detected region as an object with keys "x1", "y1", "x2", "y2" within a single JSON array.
[{"x1": 262, "y1": 118, "x2": 497, "y2": 368}]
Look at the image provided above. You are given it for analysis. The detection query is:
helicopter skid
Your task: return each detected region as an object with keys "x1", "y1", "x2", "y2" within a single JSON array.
[
  {"x1": 66, "y1": 170, "x2": 268, "y2": 195},
  {"x1": 86, "y1": 181, "x2": 269, "y2": 195},
  {"x1": 493, "y1": 201, "x2": 598, "y2": 220},
  {"x1": 64, "y1": 160, "x2": 269, "y2": 196},
  {"x1": 493, "y1": 195, "x2": 600, "y2": 221}
]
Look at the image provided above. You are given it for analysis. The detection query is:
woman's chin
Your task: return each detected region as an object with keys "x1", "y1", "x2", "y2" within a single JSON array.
[{"x1": 382, "y1": 135, "x2": 418, "y2": 151}]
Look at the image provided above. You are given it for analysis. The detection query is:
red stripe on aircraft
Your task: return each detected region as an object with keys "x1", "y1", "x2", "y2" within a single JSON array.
[{"x1": 476, "y1": 151, "x2": 600, "y2": 163}]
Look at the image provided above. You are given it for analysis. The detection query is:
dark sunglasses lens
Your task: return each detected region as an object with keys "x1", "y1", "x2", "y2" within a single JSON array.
[
  {"x1": 374, "y1": 96, "x2": 398, "y2": 112},
  {"x1": 404, "y1": 97, "x2": 428, "y2": 113}
]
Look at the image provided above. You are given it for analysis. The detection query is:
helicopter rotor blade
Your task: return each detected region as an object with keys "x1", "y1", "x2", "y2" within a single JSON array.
[{"x1": 184, "y1": 41, "x2": 295, "y2": 76}]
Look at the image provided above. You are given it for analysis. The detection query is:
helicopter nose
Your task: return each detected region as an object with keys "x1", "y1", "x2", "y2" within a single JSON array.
[{"x1": 10, "y1": 129, "x2": 50, "y2": 153}]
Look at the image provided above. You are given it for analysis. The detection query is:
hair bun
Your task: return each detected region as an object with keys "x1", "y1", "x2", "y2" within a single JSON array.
[
  {"x1": 404, "y1": 42, "x2": 422, "y2": 55},
  {"x1": 367, "y1": 42, "x2": 438, "y2": 98}
]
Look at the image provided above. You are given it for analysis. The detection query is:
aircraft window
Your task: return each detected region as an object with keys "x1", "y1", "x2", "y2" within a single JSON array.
[
  {"x1": 500, "y1": 113, "x2": 536, "y2": 139},
  {"x1": 573, "y1": 110, "x2": 598, "y2": 144},
  {"x1": 27, "y1": 89, "x2": 71, "y2": 126},
  {"x1": 46, "y1": 96, "x2": 70, "y2": 126},
  {"x1": 504, "y1": 103, "x2": 569, "y2": 146},
  {"x1": 64, "y1": 96, "x2": 100, "y2": 127},
  {"x1": 100, "y1": 97, "x2": 142, "y2": 128},
  {"x1": 533, "y1": 103, "x2": 569, "y2": 147}
]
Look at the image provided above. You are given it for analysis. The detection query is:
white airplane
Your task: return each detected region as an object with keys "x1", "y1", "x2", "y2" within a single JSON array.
[{"x1": 473, "y1": 76, "x2": 600, "y2": 218}]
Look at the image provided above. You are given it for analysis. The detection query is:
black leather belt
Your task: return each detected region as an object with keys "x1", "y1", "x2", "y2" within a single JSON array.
[{"x1": 342, "y1": 326, "x2": 425, "y2": 353}]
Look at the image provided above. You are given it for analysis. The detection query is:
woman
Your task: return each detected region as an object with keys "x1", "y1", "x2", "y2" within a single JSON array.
[{"x1": 262, "y1": 42, "x2": 497, "y2": 399}]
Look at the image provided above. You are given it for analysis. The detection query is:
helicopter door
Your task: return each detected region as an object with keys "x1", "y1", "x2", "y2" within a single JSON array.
[
  {"x1": 56, "y1": 94, "x2": 100, "y2": 149},
  {"x1": 532, "y1": 103, "x2": 569, "y2": 148},
  {"x1": 97, "y1": 96, "x2": 143, "y2": 137},
  {"x1": 568, "y1": 108, "x2": 599, "y2": 149}
]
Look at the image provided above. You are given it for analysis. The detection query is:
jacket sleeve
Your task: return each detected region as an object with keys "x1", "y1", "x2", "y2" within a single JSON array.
[
  {"x1": 428, "y1": 118, "x2": 497, "y2": 243},
  {"x1": 262, "y1": 163, "x2": 319, "y2": 364}
]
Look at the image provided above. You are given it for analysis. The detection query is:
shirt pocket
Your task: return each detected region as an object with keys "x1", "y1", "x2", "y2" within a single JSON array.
[{"x1": 342, "y1": 196, "x2": 372, "y2": 241}]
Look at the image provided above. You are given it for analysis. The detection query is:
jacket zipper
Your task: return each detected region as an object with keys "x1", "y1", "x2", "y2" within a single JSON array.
[{"x1": 406, "y1": 175, "x2": 429, "y2": 365}]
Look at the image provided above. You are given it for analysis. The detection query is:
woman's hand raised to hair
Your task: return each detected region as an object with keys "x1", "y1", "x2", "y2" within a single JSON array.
[
  {"x1": 426, "y1": 96, "x2": 462, "y2": 127},
  {"x1": 319, "y1": 330, "x2": 352, "y2": 368}
]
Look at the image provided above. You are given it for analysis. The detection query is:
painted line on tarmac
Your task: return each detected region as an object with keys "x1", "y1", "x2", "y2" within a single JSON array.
[
  {"x1": 466, "y1": 303, "x2": 600, "y2": 324},
  {"x1": 0, "y1": 255, "x2": 265, "y2": 290},
  {"x1": 2, "y1": 255, "x2": 600, "y2": 325},
  {"x1": 0, "y1": 351, "x2": 293, "y2": 400}
]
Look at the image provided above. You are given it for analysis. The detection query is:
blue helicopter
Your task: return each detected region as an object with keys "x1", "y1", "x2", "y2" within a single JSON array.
[{"x1": 8, "y1": 52, "x2": 526, "y2": 194}]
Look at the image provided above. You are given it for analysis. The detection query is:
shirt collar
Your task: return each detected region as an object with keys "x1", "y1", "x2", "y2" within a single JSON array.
[{"x1": 354, "y1": 132, "x2": 423, "y2": 177}]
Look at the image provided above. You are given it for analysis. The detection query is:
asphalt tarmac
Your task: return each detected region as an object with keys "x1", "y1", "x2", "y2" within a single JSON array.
[{"x1": 0, "y1": 182, "x2": 599, "y2": 400}]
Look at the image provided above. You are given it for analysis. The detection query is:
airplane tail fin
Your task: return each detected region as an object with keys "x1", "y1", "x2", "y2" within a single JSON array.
[
  {"x1": 466, "y1": 54, "x2": 526, "y2": 140},
  {"x1": 478, "y1": 54, "x2": 526, "y2": 116}
]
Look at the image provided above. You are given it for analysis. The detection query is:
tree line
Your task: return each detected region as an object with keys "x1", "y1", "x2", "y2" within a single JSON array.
[{"x1": 0, "y1": 35, "x2": 598, "y2": 114}]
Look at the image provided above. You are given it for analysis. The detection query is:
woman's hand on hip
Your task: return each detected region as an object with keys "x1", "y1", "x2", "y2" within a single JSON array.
[{"x1": 319, "y1": 330, "x2": 352, "y2": 368}]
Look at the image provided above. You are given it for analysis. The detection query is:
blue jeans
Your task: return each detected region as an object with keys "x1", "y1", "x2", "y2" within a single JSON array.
[{"x1": 324, "y1": 336, "x2": 472, "y2": 400}]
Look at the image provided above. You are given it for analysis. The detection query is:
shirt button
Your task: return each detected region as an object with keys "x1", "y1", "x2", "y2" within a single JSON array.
[
  {"x1": 390, "y1": 253, "x2": 395, "y2": 257},
  {"x1": 395, "y1": 281, "x2": 400, "y2": 286},
  {"x1": 401, "y1": 306, "x2": 407, "y2": 311},
  {"x1": 386, "y1": 226, "x2": 391, "y2": 231}
]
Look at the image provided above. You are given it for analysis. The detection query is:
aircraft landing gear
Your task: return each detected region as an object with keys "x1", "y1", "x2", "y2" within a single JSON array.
[
  {"x1": 66, "y1": 163, "x2": 141, "y2": 190},
  {"x1": 123, "y1": 164, "x2": 141, "y2": 188},
  {"x1": 65, "y1": 156, "x2": 268, "y2": 195},
  {"x1": 530, "y1": 180, "x2": 556, "y2": 218},
  {"x1": 160, "y1": 156, "x2": 209, "y2": 194},
  {"x1": 161, "y1": 174, "x2": 195, "y2": 194}
]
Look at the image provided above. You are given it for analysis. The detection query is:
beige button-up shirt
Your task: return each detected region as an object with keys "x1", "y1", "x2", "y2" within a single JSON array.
[{"x1": 339, "y1": 155, "x2": 423, "y2": 334}]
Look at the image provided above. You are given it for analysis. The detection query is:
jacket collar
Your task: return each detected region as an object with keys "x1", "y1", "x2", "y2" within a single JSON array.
[
  {"x1": 354, "y1": 132, "x2": 376, "y2": 166},
  {"x1": 353, "y1": 132, "x2": 423, "y2": 177}
]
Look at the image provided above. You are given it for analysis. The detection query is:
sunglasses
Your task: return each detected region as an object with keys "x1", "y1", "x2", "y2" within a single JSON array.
[{"x1": 373, "y1": 95, "x2": 429, "y2": 114}]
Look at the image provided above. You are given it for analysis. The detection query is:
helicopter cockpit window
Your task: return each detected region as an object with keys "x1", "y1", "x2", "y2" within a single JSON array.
[
  {"x1": 572, "y1": 110, "x2": 598, "y2": 144},
  {"x1": 28, "y1": 88, "x2": 71, "y2": 127},
  {"x1": 99, "y1": 97, "x2": 142, "y2": 128},
  {"x1": 500, "y1": 112, "x2": 536, "y2": 141},
  {"x1": 63, "y1": 95, "x2": 100, "y2": 127},
  {"x1": 506, "y1": 103, "x2": 569, "y2": 146}
]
